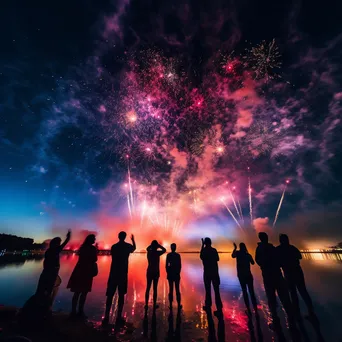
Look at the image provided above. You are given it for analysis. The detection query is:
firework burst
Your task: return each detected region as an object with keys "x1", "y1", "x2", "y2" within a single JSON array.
[{"x1": 244, "y1": 39, "x2": 282, "y2": 80}]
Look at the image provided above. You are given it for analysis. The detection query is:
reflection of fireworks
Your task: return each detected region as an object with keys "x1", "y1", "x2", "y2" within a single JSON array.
[
  {"x1": 244, "y1": 120, "x2": 284, "y2": 156},
  {"x1": 244, "y1": 39, "x2": 281, "y2": 80}
]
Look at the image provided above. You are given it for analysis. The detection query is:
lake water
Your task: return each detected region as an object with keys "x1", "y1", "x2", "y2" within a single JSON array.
[{"x1": 0, "y1": 252, "x2": 341, "y2": 341}]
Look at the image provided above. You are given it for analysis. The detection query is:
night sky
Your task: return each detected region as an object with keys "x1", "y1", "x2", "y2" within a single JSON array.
[{"x1": 1, "y1": 0, "x2": 342, "y2": 247}]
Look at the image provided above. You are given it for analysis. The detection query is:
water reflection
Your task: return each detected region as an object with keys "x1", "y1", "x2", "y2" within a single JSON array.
[
  {"x1": 302, "y1": 252, "x2": 342, "y2": 263},
  {"x1": 0, "y1": 253, "x2": 341, "y2": 340}
]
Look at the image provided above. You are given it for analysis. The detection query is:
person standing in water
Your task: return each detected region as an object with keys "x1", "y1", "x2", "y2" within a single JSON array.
[
  {"x1": 200, "y1": 237, "x2": 223, "y2": 314},
  {"x1": 232, "y1": 242, "x2": 258, "y2": 315},
  {"x1": 166, "y1": 243, "x2": 182, "y2": 309},
  {"x1": 36, "y1": 230, "x2": 71, "y2": 299},
  {"x1": 102, "y1": 232, "x2": 136, "y2": 326},
  {"x1": 145, "y1": 240, "x2": 166, "y2": 310},
  {"x1": 277, "y1": 234, "x2": 315, "y2": 318},
  {"x1": 256, "y1": 232, "x2": 300, "y2": 339},
  {"x1": 67, "y1": 234, "x2": 98, "y2": 319}
]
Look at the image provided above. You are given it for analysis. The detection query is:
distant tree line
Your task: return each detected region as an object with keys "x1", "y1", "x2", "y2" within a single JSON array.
[
  {"x1": 329, "y1": 242, "x2": 342, "y2": 249},
  {"x1": 0, "y1": 233, "x2": 47, "y2": 251}
]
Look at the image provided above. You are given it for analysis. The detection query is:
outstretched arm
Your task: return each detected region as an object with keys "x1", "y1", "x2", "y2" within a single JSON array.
[
  {"x1": 232, "y1": 243, "x2": 237, "y2": 258},
  {"x1": 158, "y1": 244, "x2": 167, "y2": 255},
  {"x1": 255, "y1": 247, "x2": 261, "y2": 266},
  {"x1": 166, "y1": 254, "x2": 170, "y2": 272},
  {"x1": 200, "y1": 238, "x2": 205, "y2": 260},
  {"x1": 59, "y1": 230, "x2": 71, "y2": 251},
  {"x1": 131, "y1": 234, "x2": 136, "y2": 252}
]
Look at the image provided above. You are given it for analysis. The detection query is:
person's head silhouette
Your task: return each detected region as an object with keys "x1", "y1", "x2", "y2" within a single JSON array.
[
  {"x1": 279, "y1": 234, "x2": 289, "y2": 245},
  {"x1": 239, "y1": 242, "x2": 248, "y2": 253},
  {"x1": 49, "y1": 237, "x2": 62, "y2": 248},
  {"x1": 118, "y1": 231, "x2": 127, "y2": 241},
  {"x1": 258, "y1": 232, "x2": 268, "y2": 243},
  {"x1": 171, "y1": 243, "x2": 176, "y2": 252},
  {"x1": 83, "y1": 234, "x2": 96, "y2": 246},
  {"x1": 151, "y1": 240, "x2": 159, "y2": 250},
  {"x1": 204, "y1": 237, "x2": 212, "y2": 247}
]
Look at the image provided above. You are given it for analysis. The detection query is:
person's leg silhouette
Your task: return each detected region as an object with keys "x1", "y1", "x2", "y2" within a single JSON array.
[
  {"x1": 153, "y1": 277, "x2": 159, "y2": 308},
  {"x1": 247, "y1": 278, "x2": 258, "y2": 311},
  {"x1": 295, "y1": 268, "x2": 314, "y2": 314},
  {"x1": 240, "y1": 281, "x2": 251, "y2": 313},
  {"x1": 103, "y1": 284, "x2": 117, "y2": 324},
  {"x1": 116, "y1": 289, "x2": 125, "y2": 324},
  {"x1": 276, "y1": 277, "x2": 301, "y2": 341},
  {"x1": 71, "y1": 292, "x2": 80, "y2": 316},
  {"x1": 288, "y1": 276, "x2": 301, "y2": 317},
  {"x1": 263, "y1": 277, "x2": 277, "y2": 318},
  {"x1": 78, "y1": 292, "x2": 87, "y2": 317},
  {"x1": 212, "y1": 276, "x2": 223, "y2": 311},
  {"x1": 145, "y1": 276, "x2": 153, "y2": 308},
  {"x1": 168, "y1": 279, "x2": 174, "y2": 306},
  {"x1": 204, "y1": 276, "x2": 212, "y2": 310},
  {"x1": 175, "y1": 278, "x2": 181, "y2": 307}
]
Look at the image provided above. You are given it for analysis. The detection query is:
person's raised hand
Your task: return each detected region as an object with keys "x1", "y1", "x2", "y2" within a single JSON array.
[
  {"x1": 131, "y1": 234, "x2": 135, "y2": 241},
  {"x1": 67, "y1": 230, "x2": 71, "y2": 238},
  {"x1": 233, "y1": 242, "x2": 237, "y2": 249},
  {"x1": 201, "y1": 238, "x2": 204, "y2": 245}
]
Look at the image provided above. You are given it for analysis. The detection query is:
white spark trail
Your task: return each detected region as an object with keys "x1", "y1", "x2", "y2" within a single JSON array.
[{"x1": 273, "y1": 184, "x2": 288, "y2": 228}]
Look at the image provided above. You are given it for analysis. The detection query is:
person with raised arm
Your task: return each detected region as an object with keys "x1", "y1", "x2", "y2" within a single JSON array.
[
  {"x1": 36, "y1": 230, "x2": 71, "y2": 298},
  {"x1": 102, "y1": 232, "x2": 136, "y2": 326},
  {"x1": 232, "y1": 242, "x2": 258, "y2": 316},
  {"x1": 145, "y1": 240, "x2": 166, "y2": 310}
]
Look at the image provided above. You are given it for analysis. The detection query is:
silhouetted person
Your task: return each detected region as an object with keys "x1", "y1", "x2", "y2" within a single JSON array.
[
  {"x1": 232, "y1": 242, "x2": 258, "y2": 315},
  {"x1": 277, "y1": 234, "x2": 314, "y2": 318},
  {"x1": 36, "y1": 230, "x2": 71, "y2": 299},
  {"x1": 166, "y1": 243, "x2": 182, "y2": 309},
  {"x1": 67, "y1": 234, "x2": 98, "y2": 319},
  {"x1": 255, "y1": 232, "x2": 299, "y2": 338},
  {"x1": 102, "y1": 232, "x2": 136, "y2": 326},
  {"x1": 145, "y1": 240, "x2": 166, "y2": 309},
  {"x1": 200, "y1": 237, "x2": 223, "y2": 314}
]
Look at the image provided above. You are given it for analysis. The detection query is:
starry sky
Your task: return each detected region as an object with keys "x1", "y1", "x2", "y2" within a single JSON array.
[{"x1": 1, "y1": 0, "x2": 342, "y2": 247}]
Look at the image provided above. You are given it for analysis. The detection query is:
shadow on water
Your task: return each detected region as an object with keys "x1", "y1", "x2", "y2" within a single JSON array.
[
  {"x1": 247, "y1": 312, "x2": 264, "y2": 342},
  {"x1": 143, "y1": 308, "x2": 158, "y2": 342},
  {"x1": 166, "y1": 308, "x2": 182, "y2": 342},
  {"x1": 205, "y1": 310, "x2": 225, "y2": 342}
]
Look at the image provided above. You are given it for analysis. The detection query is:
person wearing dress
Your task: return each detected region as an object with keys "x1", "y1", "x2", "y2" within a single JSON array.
[{"x1": 67, "y1": 234, "x2": 98, "y2": 318}]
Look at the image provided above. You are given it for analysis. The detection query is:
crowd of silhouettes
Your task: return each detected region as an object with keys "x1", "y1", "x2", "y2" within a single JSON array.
[{"x1": 25, "y1": 229, "x2": 323, "y2": 341}]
